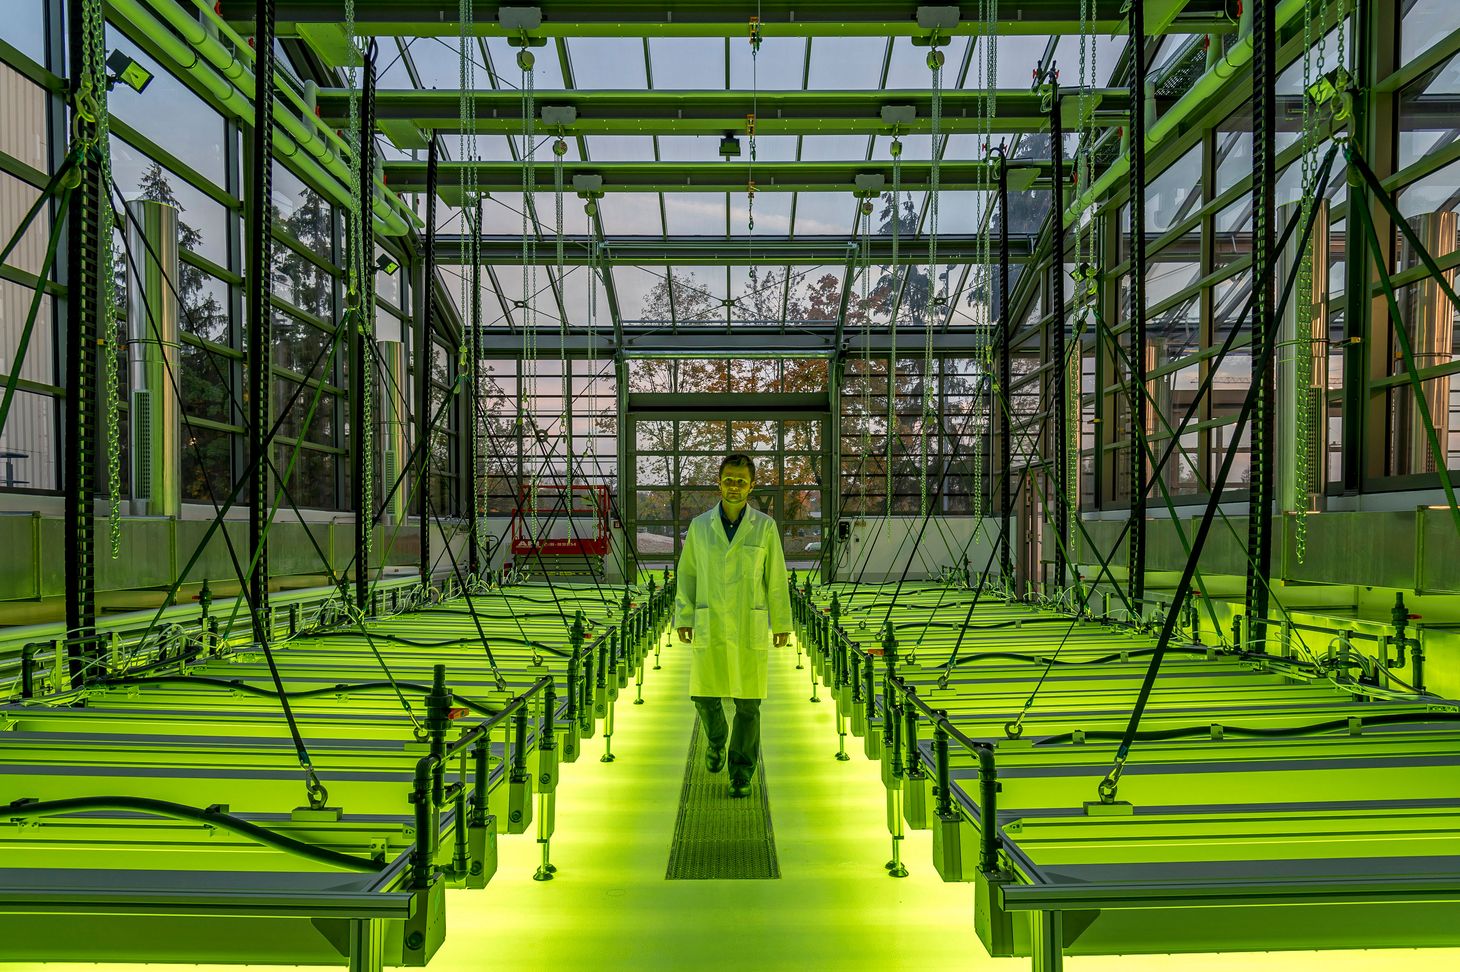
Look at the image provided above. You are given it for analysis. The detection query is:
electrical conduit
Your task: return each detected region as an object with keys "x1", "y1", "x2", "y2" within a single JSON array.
[{"x1": 1063, "y1": 0, "x2": 1308, "y2": 226}]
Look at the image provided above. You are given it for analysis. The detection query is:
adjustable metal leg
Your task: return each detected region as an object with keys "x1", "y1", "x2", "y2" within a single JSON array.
[
  {"x1": 835, "y1": 711, "x2": 851, "y2": 761},
  {"x1": 634, "y1": 662, "x2": 645, "y2": 704},
  {"x1": 601, "y1": 698, "x2": 617, "y2": 762},
  {"x1": 1031, "y1": 910, "x2": 1064, "y2": 972},
  {"x1": 885, "y1": 787, "x2": 908, "y2": 878},
  {"x1": 795, "y1": 638, "x2": 805, "y2": 670},
  {"x1": 809, "y1": 658, "x2": 821, "y2": 703},
  {"x1": 347, "y1": 918, "x2": 383, "y2": 972},
  {"x1": 533, "y1": 793, "x2": 556, "y2": 881}
]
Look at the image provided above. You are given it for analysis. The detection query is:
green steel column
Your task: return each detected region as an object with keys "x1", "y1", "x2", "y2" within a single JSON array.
[
  {"x1": 1245, "y1": 0, "x2": 1277, "y2": 650},
  {"x1": 246, "y1": 0, "x2": 278, "y2": 645},
  {"x1": 1126, "y1": 0, "x2": 1149, "y2": 609}
]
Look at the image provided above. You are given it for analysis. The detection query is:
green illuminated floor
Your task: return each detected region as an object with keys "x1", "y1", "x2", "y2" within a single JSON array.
[{"x1": 5, "y1": 632, "x2": 1460, "y2": 971}]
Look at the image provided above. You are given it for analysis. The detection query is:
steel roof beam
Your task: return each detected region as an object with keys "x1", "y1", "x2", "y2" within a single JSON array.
[
  {"x1": 429, "y1": 233, "x2": 1039, "y2": 264},
  {"x1": 383, "y1": 159, "x2": 1057, "y2": 193},
  {"x1": 317, "y1": 88, "x2": 1132, "y2": 136},
  {"x1": 227, "y1": 2, "x2": 1235, "y2": 38}
]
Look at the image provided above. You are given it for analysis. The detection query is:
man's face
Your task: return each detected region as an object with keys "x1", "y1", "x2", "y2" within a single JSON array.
[{"x1": 718, "y1": 463, "x2": 754, "y2": 506}]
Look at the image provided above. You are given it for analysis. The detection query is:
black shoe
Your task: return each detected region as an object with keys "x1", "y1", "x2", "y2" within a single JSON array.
[
  {"x1": 706, "y1": 747, "x2": 725, "y2": 773},
  {"x1": 729, "y1": 778, "x2": 752, "y2": 798}
]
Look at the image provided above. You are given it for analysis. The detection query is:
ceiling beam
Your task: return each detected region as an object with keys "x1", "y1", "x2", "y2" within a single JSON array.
[
  {"x1": 384, "y1": 159, "x2": 1058, "y2": 193},
  {"x1": 227, "y1": 2, "x2": 1235, "y2": 39},
  {"x1": 430, "y1": 233, "x2": 1041, "y2": 264},
  {"x1": 317, "y1": 88, "x2": 1132, "y2": 137},
  {"x1": 469, "y1": 324, "x2": 995, "y2": 356}
]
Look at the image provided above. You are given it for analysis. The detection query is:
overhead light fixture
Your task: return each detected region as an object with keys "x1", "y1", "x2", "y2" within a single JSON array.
[
  {"x1": 105, "y1": 49, "x2": 153, "y2": 94},
  {"x1": 375, "y1": 253, "x2": 400, "y2": 276},
  {"x1": 718, "y1": 134, "x2": 742, "y2": 159}
]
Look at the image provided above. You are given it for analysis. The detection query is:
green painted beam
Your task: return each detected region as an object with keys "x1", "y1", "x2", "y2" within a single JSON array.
[
  {"x1": 429, "y1": 233, "x2": 1041, "y2": 265},
  {"x1": 223, "y1": 1, "x2": 1235, "y2": 38},
  {"x1": 383, "y1": 159, "x2": 1058, "y2": 193},
  {"x1": 317, "y1": 88, "x2": 1131, "y2": 137}
]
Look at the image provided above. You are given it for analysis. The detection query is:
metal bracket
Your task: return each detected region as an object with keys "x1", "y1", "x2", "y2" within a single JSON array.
[
  {"x1": 540, "y1": 105, "x2": 578, "y2": 128},
  {"x1": 880, "y1": 105, "x2": 916, "y2": 128}
]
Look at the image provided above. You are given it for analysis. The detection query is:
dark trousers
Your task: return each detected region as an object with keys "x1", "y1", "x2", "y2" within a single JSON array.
[{"x1": 692, "y1": 696, "x2": 761, "y2": 783}]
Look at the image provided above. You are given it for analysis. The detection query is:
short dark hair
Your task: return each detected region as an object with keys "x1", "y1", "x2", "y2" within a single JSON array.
[{"x1": 719, "y1": 453, "x2": 756, "y2": 479}]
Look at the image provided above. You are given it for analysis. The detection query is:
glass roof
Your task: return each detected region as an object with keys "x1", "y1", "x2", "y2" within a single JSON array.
[{"x1": 362, "y1": 29, "x2": 1125, "y2": 334}]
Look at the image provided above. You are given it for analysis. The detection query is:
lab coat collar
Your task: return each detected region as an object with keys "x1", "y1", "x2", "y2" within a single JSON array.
[{"x1": 715, "y1": 501, "x2": 752, "y2": 550}]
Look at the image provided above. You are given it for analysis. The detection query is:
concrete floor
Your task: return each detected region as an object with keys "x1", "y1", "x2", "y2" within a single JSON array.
[{"x1": 5, "y1": 629, "x2": 1460, "y2": 971}]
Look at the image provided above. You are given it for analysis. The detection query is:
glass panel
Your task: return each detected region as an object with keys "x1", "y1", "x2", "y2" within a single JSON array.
[
  {"x1": 0, "y1": 389, "x2": 56, "y2": 489},
  {"x1": 670, "y1": 269, "x2": 727, "y2": 325},
  {"x1": 0, "y1": 62, "x2": 48, "y2": 171},
  {"x1": 782, "y1": 488, "x2": 821, "y2": 519},
  {"x1": 662, "y1": 192, "x2": 726, "y2": 235},
  {"x1": 599, "y1": 192, "x2": 664, "y2": 235},
  {"x1": 180, "y1": 425, "x2": 232, "y2": 503},
  {"x1": 635, "y1": 523, "x2": 676, "y2": 556},
  {"x1": 636, "y1": 489, "x2": 673, "y2": 520},
  {"x1": 648, "y1": 37, "x2": 725, "y2": 87},
  {"x1": 181, "y1": 345, "x2": 234, "y2": 425},
  {"x1": 276, "y1": 445, "x2": 337, "y2": 510},
  {"x1": 807, "y1": 37, "x2": 889, "y2": 89},
  {"x1": 568, "y1": 38, "x2": 647, "y2": 89},
  {"x1": 680, "y1": 453, "x2": 721, "y2": 485},
  {"x1": 273, "y1": 161, "x2": 334, "y2": 263},
  {"x1": 1402, "y1": 0, "x2": 1460, "y2": 63},
  {"x1": 110, "y1": 139, "x2": 230, "y2": 267},
  {"x1": 626, "y1": 356, "x2": 672, "y2": 392},
  {"x1": 0, "y1": 277, "x2": 53, "y2": 384},
  {"x1": 730, "y1": 420, "x2": 775, "y2": 451},
  {"x1": 678, "y1": 419, "x2": 727, "y2": 450},
  {"x1": 272, "y1": 310, "x2": 335, "y2": 376},
  {"x1": 783, "y1": 454, "x2": 821, "y2": 485},
  {"x1": 634, "y1": 420, "x2": 674, "y2": 451},
  {"x1": 106, "y1": 26, "x2": 227, "y2": 183},
  {"x1": 636, "y1": 454, "x2": 672, "y2": 485},
  {"x1": 726, "y1": 358, "x2": 778, "y2": 393},
  {"x1": 1145, "y1": 143, "x2": 1203, "y2": 235},
  {"x1": 0, "y1": 170, "x2": 49, "y2": 278},
  {"x1": 0, "y1": 1, "x2": 46, "y2": 64},
  {"x1": 730, "y1": 37, "x2": 807, "y2": 90}
]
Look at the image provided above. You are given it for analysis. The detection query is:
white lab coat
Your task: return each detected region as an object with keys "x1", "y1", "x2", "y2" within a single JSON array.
[{"x1": 673, "y1": 503, "x2": 792, "y2": 699}]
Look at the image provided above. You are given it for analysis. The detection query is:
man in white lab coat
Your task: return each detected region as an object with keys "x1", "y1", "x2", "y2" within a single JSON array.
[{"x1": 673, "y1": 453, "x2": 792, "y2": 798}]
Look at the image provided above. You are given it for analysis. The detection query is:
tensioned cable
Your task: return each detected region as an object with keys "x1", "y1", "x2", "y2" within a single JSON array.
[{"x1": 1096, "y1": 143, "x2": 1343, "y2": 803}]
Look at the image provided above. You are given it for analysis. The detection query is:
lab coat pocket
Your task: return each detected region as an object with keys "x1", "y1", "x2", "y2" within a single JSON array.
[{"x1": 750, "y1": 608, "x2": 770, "y2": 651}]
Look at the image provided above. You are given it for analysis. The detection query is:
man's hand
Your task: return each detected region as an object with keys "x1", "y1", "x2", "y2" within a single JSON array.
[
  {"x1": 677, "y1": 627, "x2": 693, "y2": 644},
  {"x1": 773, "y1": 632, "x2": 790, "y2": 648}
]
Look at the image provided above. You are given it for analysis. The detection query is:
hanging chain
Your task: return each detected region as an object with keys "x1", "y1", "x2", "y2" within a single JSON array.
[
  {"x1": 348, "y1": 0, "x2": 375, "y2": 571},
  {"x1": 460, "y1": 0, "x2": 481, "y2": 570},
  {"x1": 518, "y1": 47, "x2": 539, "y2": 542},
  {"x1": 78, "y1": 0, "x2": 122, "y2": 558},
  {"x1": 887, "y1": 134, "x2": 902, "y2": 520},
  {"x1": 1293, "y1": 0, "x2": 1327, "y2": 562},
  {"x1": 852, "y1": 195, "x2": 864, "y2": 513},
  {"x1": 748, "y1": 14, "x2": 761, "y2": 232},
  {"x1": 554, "y1": 133, "x2": 571, "y2": 495},
  {"x1": 921, "y1": 45, "x2": 944, "y2": 519}
]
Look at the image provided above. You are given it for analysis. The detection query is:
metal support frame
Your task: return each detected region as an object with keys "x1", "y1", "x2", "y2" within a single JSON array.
[
  {"x1": 1048, "y1": 76, "x2": 1069, "y2": 591},
  {"x1": 418, "y1": 137, "x2": 438, "y2": 587},
  {"x1": 353, "y1": 46, "x2": 378, "y2": 610},
  {"x1": 997, "y1": 155, "x2": 1013, "y2": 584},
  {"x1": 467, "y1": 197, "x2": 482, "y2": 576},
  {"x1": 1126, "y1": 0, "x2": 1149, "y2": 609},
  {"x1": 247, "y1": 0, "x2": 278, "y2": 645},
  {"x1": 1245, "y1": 0, "x2": 1277, "y2": 650},
  {"x1": 63, "y1": 0, "x2": 102, "y2": 676}
]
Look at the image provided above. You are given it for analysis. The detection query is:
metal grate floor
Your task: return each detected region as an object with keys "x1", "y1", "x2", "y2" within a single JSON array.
[{"x1": 665, "y1": 715, "x2": 780, "y2": 880}]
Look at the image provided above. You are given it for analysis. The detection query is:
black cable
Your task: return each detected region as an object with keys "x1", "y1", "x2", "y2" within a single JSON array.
[
  {"x1": 4, "y1": 797, "x2": 383, "y2": 872},
  {"x1": 105, "y1": 674, "x2": 500, "y2": 717},
  {"x1": 1035, "y1": 711, "x2": 1460, "y2": 748}
]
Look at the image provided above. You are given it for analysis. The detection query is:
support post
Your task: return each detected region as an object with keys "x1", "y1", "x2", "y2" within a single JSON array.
[
  {"x1": 996, "y1": 151, "x2": 1013, "y2": 586},
  {"x1": 353, "y1": 45, "x2": 377, "y2": 610},
  {"x1": 418, "y1": 137, "x2": 438, "y2": 588},
  {"x1": 1048, "y1": 75, "x2": 1069, "y2": 591},
  {"x1": 1127, "y1": 0, "x2": 1149, "y2": 610},
  {"x1": 467, "y1": 195, "x2": 483, "y2": 575},
  {"x1": 1246, "y1": 0, "x2": 1277, "y2": 650},
  {"x1": 64, "y1": 0, "x2": 103, "y2": 678},
  {"x1": 246, "y1": 0, "x2": 277, "y2": 645}
]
